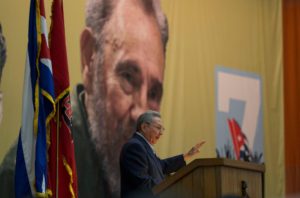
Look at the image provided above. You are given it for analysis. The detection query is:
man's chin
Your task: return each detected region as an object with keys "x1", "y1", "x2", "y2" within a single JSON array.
[{"x1": 89, "y1": 117, "x2": 135, "y2": 197}]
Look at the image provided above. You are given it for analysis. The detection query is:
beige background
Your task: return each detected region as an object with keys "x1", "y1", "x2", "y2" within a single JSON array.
[{"x1": 0, "y1": 0, "x2": 284, "y2": 197}]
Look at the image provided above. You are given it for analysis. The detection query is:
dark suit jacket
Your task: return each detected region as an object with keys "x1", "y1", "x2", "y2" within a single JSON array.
[{"x1": 120, "y1": 133, "x2": 186, "y2": 198}]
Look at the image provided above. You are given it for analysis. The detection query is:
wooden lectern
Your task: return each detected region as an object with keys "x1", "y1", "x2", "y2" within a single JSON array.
[{"x1": 153, "y1": 158, "x2": 265, "y2": 198}]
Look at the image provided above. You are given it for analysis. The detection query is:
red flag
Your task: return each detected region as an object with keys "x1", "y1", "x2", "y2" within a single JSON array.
[
  {"x1": 227, "y1": 118, "x2": 247, "y2": 160},
  {"x1": 48, "y1": 0, "x2": 78, "y2": 197}
]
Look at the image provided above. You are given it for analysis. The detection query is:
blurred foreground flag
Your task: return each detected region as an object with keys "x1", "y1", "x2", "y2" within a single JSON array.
[
  {"x1": 15, "y1": 0, "x2": 55, "y2": 197},
  {"x1": 47, "y1": 0, "x2": 78, "y2": 197}
]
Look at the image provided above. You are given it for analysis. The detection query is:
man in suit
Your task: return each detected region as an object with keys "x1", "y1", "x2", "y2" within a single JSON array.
[{"x1": 120, "y1": 110, "x2": 205, "y2": 198}]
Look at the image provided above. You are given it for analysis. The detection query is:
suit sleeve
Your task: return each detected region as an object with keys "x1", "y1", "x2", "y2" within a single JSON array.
[
  {"x1": 120, "y1": 142, "x2": 157, "y2": 190},
  {"x1": 159, "y1": 154, "x2": 186, "y2": 175}
]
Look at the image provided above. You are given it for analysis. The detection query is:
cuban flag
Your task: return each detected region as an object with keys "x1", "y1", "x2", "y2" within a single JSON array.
[
  {"x1": 227, "y1": 118, "x2": 253, "y2": 162},
  {"x1": 15, "y1": 0, "x2": 55, "y2": 197}
]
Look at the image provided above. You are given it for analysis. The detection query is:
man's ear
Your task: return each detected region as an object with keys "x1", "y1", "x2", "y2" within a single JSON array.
[
  {"x1": 80, "y1": 28, "x2": 95, "y2": 94},
  {"x1": 141, "y1": 123, "x2": 148, "y2": 132}
]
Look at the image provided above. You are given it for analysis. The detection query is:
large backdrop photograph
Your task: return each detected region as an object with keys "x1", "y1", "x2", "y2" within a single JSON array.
[{"x1": 0, "y1": 0, "x2": 285, "y2": 197}]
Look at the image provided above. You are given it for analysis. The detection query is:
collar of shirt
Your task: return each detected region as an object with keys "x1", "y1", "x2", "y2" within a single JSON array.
[{"x1": 136, "y1": 132, "x2": 155, "y2": 154}]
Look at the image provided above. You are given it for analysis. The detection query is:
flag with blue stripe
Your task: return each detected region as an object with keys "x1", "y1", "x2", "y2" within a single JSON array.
[{"x1": 15, "y1": 0, "x2": 55, "y2": 197}]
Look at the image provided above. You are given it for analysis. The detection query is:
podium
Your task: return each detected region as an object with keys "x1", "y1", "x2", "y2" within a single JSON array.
[{"x1": 153, "y1": 158, "x2": 265, "y2": 198}]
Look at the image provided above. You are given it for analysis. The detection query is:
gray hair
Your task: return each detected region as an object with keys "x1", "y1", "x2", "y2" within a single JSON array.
[
  {"x1": 0, "y1": 24, "x2": 7, "y2": 82},
  {"x1": 85, "y1": 0, "x2": 168, "y2": 58},
  {"x1": 136, "y1": 110, "x2": 161, "y2": 132}
]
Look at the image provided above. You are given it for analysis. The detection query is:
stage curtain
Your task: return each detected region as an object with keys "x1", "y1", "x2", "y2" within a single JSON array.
[{"x1": 283, "y1": 0, "x2": 300, "y2": 197}]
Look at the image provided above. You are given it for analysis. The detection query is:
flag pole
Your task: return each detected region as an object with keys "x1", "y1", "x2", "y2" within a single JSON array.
[{"x1": 56, "y1": 102, "x2": 60, "y2": 198}]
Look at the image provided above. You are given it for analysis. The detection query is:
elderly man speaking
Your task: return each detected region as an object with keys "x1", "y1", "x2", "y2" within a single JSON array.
[{"x1": 120, "y1": 110, "x2": 205, "y2": 198}]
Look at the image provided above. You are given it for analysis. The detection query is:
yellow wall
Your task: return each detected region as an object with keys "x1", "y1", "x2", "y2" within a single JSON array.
[{"x1": 0, "y1": 0, "x2": 284, "y2": 197}]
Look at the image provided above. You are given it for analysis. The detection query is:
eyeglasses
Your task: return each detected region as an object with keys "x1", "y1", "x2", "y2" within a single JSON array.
[{"x1": 148, "y1": 123, "x2": 165, "y2": 133}]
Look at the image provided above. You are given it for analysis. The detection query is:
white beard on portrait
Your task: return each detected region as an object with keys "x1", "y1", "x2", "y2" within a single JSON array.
[{"x1": 86, "y1": 56, "x2": 135, "y2": 198}]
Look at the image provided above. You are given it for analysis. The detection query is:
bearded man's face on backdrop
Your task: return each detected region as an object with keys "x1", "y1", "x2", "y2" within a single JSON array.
[{"x1": 81, "y1": 0, "x2": 165, "y2": 195}]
